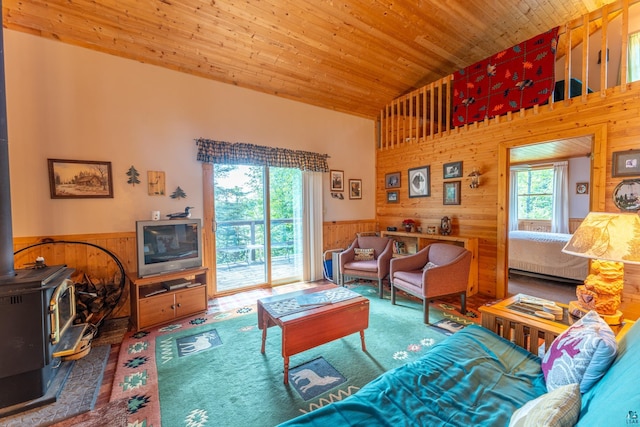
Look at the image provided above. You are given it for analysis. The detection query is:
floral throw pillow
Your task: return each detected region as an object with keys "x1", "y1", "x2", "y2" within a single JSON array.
[
  {"x1": 354, "y1": 248, "x2": 375, "y2": 261},
  {"x1": 541, "y1": 310, "x2": 617, "y2": 393}
]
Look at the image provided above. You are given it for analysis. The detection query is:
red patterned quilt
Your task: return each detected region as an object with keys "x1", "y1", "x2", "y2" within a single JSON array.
[{"x1": 452, "y1": 27, "x2": 559, "y2": 127}]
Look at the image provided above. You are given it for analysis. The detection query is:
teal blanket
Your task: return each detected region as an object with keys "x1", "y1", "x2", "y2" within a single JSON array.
[{"x1": 280, "y1": 325, "x2": 546, "y2": 426}]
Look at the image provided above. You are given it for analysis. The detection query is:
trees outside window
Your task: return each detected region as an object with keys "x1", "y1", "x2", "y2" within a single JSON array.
[{"x1": 516, "y1": 168, "x2": 553, "y2": 220}]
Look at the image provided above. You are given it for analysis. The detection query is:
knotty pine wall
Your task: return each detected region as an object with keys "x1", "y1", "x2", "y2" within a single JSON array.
[
  {"x1": 12, "y1": 220, "x2": 374, "y2": 319},
  {"x1": 13, "y1": 234, "x2": 137, "y2": 319},
  {"x1": 376, "y1": 82, "x2": 640, "y2": 311}
]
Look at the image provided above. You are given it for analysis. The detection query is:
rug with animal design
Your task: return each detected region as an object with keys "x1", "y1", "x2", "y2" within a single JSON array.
[{"x1": 110, "y1": 284, "x2": 479, "y2": 427}]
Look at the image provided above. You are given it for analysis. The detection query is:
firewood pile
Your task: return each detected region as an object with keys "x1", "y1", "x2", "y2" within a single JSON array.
[{"x1": 73, "y1": 272, "x2": 123, "y2": 325}]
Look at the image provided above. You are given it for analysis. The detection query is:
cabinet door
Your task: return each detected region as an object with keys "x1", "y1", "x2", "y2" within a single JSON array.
[
  {"x1": 176, "y1": 287, "x2": 207, "y2": 317},
  {"x1": 139, "y1": 293, "x2": 175, "y2": 328}
]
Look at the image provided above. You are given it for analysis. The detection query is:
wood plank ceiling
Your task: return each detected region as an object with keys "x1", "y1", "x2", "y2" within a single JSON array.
[
  {"x1": 3, "y1": 0, "x2": 617, "y2": 118},
  {"x1": 510, "y1": 136, "x2": 593, "y2": 164}
]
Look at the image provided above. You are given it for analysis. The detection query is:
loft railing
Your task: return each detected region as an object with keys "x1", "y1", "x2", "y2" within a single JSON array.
[{"x1": 377, "y1": 0, "x2": 639, "y2": 150}]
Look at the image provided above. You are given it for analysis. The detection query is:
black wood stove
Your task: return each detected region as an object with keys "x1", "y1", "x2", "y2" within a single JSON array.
[
  {"x1": 0, "y1": 0, "x2": 84, "y2": 417},
  {"x1": 0, "y1": 265, "x2": 86, "y2": 416}
]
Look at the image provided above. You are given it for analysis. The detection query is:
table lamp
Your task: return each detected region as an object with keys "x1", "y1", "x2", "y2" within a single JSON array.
[{"x1": 561, "y1": 212, "x2": 640, "y2": 325}]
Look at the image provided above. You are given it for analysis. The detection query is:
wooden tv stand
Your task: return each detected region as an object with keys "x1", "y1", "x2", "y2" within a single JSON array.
[{"x1": 128, "y1": 267, "x2": 208, "y2": 331}]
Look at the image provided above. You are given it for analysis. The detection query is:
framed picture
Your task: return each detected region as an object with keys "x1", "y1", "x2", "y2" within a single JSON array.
[
  {"x1": 408, "y1": 166, "x2": 430, "y2": 198},
  {"x1": 576, "y1": 182, "x2": 589, "y2": 194},
  {"x1": 330, "y1": 170, "x2": 344, "y2": 191},
  {"x1": 385, "y1": 172, "x2": 401, "y2": 189},
  {"x1": 612, "y1": 150, "x2": 640, "y2": 177},
  {"x1": 613, "y1": 179, "x2": 640, "y2": 211},
  {"x1": 387, "y1": 190, "x2": 399, "y2": 203},
  {"x1": 349, "y1": 179, "x2": 362, "y2": 199},
  {"x1": 443, "y1": 161, "x2": 463, "y2": 179},
  {"x1": 48, "y1": 159, "x2": 113, "y2": 199},
  {"x1": 443, "y1": 181, "x2": 461, "y2": 205}
]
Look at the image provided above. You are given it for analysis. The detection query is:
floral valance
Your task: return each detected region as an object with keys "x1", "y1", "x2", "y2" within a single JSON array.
[{"x1": 195, "y1": 138, "x2": 329, "y2": 172}]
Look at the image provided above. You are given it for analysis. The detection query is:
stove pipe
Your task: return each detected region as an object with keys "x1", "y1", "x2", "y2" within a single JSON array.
[{"x1": 0, "y1": 3, "x2": 16, "y2": 281}]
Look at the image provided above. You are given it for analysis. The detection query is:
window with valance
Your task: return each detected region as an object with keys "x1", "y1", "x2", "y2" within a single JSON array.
[{"x1": 195, "y1": 138, "x2": 329, "y2": 172}]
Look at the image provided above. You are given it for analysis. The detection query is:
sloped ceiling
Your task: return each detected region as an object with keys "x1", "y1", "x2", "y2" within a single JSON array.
[{"x1": 3, "y1": 0, "x2": 618, "y2": 118}]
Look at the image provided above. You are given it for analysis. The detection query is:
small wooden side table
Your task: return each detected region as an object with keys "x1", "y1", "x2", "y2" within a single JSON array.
[
  {"x1": 480, "y1": 294, "x2": 568, "y2": 355},
  {"x1": 480, "y1": 294, "x2": 634, "y2": 356}
]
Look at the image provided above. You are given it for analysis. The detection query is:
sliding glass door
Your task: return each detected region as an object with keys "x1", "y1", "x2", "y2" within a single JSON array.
[
  {"x1": 213, "y1": 164, "x2": 302, "y2": 293},
  {"x1": 269, "y1": 167, "x2": 303, "y2": 284}
]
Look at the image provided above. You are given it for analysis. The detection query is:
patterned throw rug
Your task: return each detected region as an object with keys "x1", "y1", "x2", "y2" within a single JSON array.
[
  {"x1": 110, "y1": 284, "x2": 479, "y2": 426},
  {"x1": 1, "y1": 345, "x2": 111, "y2": 427},
  {"x1": 289, "y1": 357, "x2": 347, "y2": 401}
]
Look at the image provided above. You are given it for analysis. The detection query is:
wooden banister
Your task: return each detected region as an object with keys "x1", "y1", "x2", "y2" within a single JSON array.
[{"x1": 377, "y1": 0, "x2": 639, "y2": 150}]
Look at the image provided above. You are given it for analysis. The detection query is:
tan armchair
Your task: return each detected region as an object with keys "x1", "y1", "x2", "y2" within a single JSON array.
[
  {"x1": 390, "y1": 243, "x2": 471, "y2": 323},
  {"x1": 339, "y1": 235, "x2": 393, "y2": 298}
]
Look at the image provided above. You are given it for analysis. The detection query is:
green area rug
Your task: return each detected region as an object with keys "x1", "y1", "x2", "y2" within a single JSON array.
[{"x1": 110, "y1": 284, "x2": 478, "y2": 426}]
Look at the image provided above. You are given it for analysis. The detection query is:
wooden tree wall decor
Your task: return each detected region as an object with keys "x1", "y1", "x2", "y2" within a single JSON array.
[
  {"x1": 126, "y1": 165, "x2": 140, "y2": 186},
  {"x1": 170, "y1": 186, "x2": 187, "y2": 199}
]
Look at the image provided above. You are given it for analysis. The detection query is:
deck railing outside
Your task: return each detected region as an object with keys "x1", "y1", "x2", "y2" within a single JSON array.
[{"x1": 215, "y1": 218, "x2": 295, "y2": 265}]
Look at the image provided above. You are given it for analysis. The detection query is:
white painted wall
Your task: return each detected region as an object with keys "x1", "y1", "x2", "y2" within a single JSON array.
[
  {"x1": 4, "y1": 31, "x2": 376, "y2": 237},
  {"x1": 569, "y1": 156, "x2": 591, "y2": 218}
]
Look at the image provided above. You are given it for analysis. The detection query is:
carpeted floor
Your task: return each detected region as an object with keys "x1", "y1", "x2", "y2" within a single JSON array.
[
  {"x1": 0, "y1": 345, "x2": 111, "y2": 427},
  {"x1": 110, "y1": 282, "x2": 479, "y2": 426}
]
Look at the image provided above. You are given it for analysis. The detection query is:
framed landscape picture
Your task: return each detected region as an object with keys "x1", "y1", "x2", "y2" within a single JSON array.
[
  {"x1": 443, "y1": 161, "x2": 463, "y2": 179},
  {"x1": 408, "y1": 166, "x2": 430, "y2": 198},
  {"x1": 443, "y1": 181, "x2": 461, "y2": 205},
  {"x1": 330, "y1": 170, "x2": 344, "y2": 191},
  {"x1": 48, "y1": 159, "x2": 113, "y2": 199},
  {"x1": 612, "y1": 150, "x2": 640, "y2": 177},
  {"x1": 349, "y1": 179, "x2": 362, "y2": 199},
  {"x1": 387, "y1": 190, "x2": 398, "y2": 203}
]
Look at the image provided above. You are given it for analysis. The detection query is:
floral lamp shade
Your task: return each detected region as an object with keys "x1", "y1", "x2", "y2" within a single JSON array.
[
  {"x1": 562, "y1": 212, "x2": 640, "y2": 264},
  {"x1": 562, "y1": 212, "x2": 640, "y2": 324}
]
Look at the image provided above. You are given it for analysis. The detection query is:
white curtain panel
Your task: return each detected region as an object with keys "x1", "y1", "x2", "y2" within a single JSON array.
[
  {"x1": 509, "y1": 169, "x2": 519, "y2": 231},
  {"x1": 302, "y1": 171, "x2": 324, "y2": 281},
  {"x1": 551, "y1": 161, "x2": 569, "y2": 233}
]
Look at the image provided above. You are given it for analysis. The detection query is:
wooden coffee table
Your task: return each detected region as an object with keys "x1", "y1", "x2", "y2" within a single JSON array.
[{"x1": 258, "y1": 284, "x2": 369, "y2": 384}]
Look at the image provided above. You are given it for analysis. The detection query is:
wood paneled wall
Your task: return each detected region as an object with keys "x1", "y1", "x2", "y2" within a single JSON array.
[
  {"x1": 376, "y1": 82, "x2": 640, "y2": 309},
  {"x1": 11, "y1": 221, "x2": 375, "y2": 320},
  {"x1": 323, "y1": 219, "x2": 378, "y2": 252},
  {"x1": 13, "y1": 234, "x2": 136, "y2": 318}
]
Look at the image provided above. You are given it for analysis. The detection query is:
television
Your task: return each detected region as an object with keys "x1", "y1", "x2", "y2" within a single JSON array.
[{"x1": 135, "y1": 218, "x2": 203, "y2": 277}]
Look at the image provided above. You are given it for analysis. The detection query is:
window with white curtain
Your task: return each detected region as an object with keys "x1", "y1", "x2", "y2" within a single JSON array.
[
  {"x1": 515, "y1": 167, "x2": 554, "y2": 220},
  {"x1": 629, "y1": 31, "x2": 640, "y2": 83}
]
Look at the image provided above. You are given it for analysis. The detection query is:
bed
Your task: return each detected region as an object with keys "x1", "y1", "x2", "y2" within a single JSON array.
[{"x1": 508, "y1": 230, "x2": 589, "y2": 282}]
